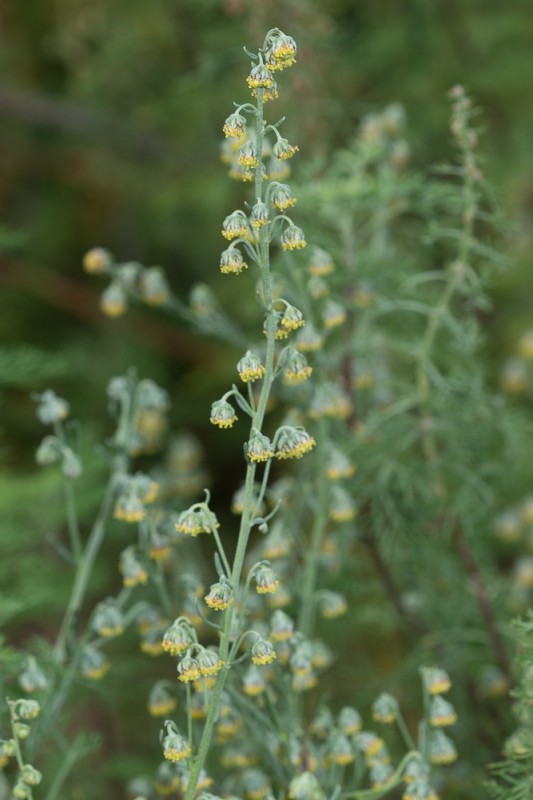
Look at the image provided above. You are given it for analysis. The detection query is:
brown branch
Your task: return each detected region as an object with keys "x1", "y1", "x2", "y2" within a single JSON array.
[
  {"x1": 361, "y1": 533, "x2": 430, "y2": 637},
  {"x1": 0, "y1": 257, "x2": 210, "y2": 364},
  {"x1": 453, "y1": 521, "x2": 513, "y2": 685},
  {"x1": 0, "y1": 85, "x2": 169, "y2": 159}
]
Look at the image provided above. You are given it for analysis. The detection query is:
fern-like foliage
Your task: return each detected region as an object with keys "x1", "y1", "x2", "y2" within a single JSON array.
[{"x1": 487, "y1": 612, "x2": 533, "y2": 799}]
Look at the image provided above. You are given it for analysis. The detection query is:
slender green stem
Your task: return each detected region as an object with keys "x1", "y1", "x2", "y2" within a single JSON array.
[
  {"x1": 186, "y1": 682, "x2": 193, "y2": 763},
  {"x1": 298, "y1": 416, "x2": 328, "y2": 636},
  {"x1": 8, "y1": 705, "x2": 25, "y2": 772},
  {"x1": 396, "y1": 709, "x2": 417, "y2": 752},
  {"x1": 212, "y1": 527, "x2": 232, "y2": 578},
  {"x1": 52, "y1": 453, "x2": 127, "y2": 664},
  {"x1": 53, "y1": 421, "x2": 82, "y2": 563}
]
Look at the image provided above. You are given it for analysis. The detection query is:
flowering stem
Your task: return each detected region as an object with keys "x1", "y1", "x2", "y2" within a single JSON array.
[{"x1": 183, "y1": 83, "x2": 278, "y2": 800}]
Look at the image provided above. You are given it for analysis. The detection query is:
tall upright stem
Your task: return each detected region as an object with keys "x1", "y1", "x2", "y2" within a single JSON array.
[{"x1": 183, "y1": 82, "x2": 279, "y2": 800}]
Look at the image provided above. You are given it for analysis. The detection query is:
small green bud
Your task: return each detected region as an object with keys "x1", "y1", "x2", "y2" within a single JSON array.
[
  {"x1": 210, "y1": 398, "x2": 238, "y2": 428},
  {"x1": 16, "y1": 699, "x2": 40, "y2": 720},
  {"x1": 21, "y1": 764, "x2": 43, "y2": 786},
  {"x1": 372, "y1": 693, "x2": 399, "y2": 724},
  {"x1": 100, "y1": 281, "x2": 127, "y2": 318},
  {"x1": 141, "y1": 266, "x2": 170, "y2": 305},
  {"x1": 19, "y1": 656, "x2": 48, "y2": 693},
  {"x1": 35, "y1": 390, "x2": 69, "y2": 425},
  {"x1": 83, "y1": 247, "x2": 112, "y2": 274},
  {"x1": 281, "y1": 223, "x2": 307, "y2": 251},
  {"x1": 35, "y1": 435, "x2": 61, "y2": 465}
]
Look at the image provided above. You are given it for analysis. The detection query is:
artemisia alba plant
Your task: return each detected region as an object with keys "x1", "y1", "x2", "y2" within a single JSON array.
[{"x1": 3, "y1": 27, "x2": 525, "y2": 800}]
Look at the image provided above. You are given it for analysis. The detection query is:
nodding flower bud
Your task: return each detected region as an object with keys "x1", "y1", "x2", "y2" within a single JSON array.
[
  {"x1": 323, "y1": 299, "x2": 347, "y2": 329},
  {"x1": 141, "y1": 267, "x2": 171, "y2": 305},
  {"x1": 161, "y1": 721, "x2": 190, "y2": 762},
  {"x1": 148, "y1": 682, "x2": 176, "y2": 717},
  {"x1": 223, "y1": 110, "x2": 248, "y2": 139},
  {"x1": 275, "y1": 427, "x2": 316, "y2": 460},
  {"x1": 270, "y1": 183, "x2": 297, "y2": 211},
  {"x1": 429, "y1": 730, "x2": 457, "y2": 765},
  {"x1": 254, "y1": 565, "x2": 279, "y2": 594},
  {"x1": 13, "y1": 784, "x2": 32, "y2": 800},
  {"x1": 309, "y1": 382, "x2": 352, "y2": 420},
  {"x1": 329, "y1": 484, "x2": 357, "y2": 522},
  {"x1": 175, "y1": 504, "x2": 219, "y2": 536},
  {"x1": 372, "y1": 693, "x2": 399, "y2": 724},
  {"x1": 119, "y1": 546, "x2": 148, "y2": 588},
  {"x1": 36, "y1": 435, "x2": 62, "y2": 467},
  {"x1": 197, "y1": 647, "x2": 223, "y2": 676},
  {"x1": 429, "y1": 696, "x2": 457, "y2": 727},
  {"x1": 80, "y1": 645, "x2": 110, "y2": 680},
  {"x1": 92, "y1": 598, "x2": 125, "y2": 638},
  {"x1": 247, "y1": 430, "x2": 275, "y2": 463},
  {"x1": 280, "y1": 303, "x2": 305, "y2": 333},
  {"x1": 338, "y1": 706, "x2": 362, "y2": 735},
  {"x1": 100, "y1": 281, "x2": 127, "y2": 318},
  {"x1": 237, "y1": 351, "x2": 266, "y2": 383},
  {"x1": 290, "y1": 641, "x2": 313, "y2": 676},
  {"x1": 237, "y1": 142, "x2": 259, "y2": 170},
  {"x1": 19, "y1": 657, "x2": 48, "y2": 694},
  {"x1": 162, "y1": 619, "x2": 195, "y2": 655},
  {"x1": 318, "y1": 591, "x2": 348, "y2": 619},
  {"x1": 268, "y1": 154, "x2": 290, "y2": 180},
  {"x1": 177, "y1": 653, "x2": 201, "y2": 683},
  {"x1": 273, "y1": 138, "x2": 299, "y2": 160},
  {"x1": 243, "y1": 665, "x2": 267, "y2": 696},
  {"x1": 220, "y1": 246, "x2": 248, "y2": 275},
  {"x1": 421, "y1": 666, "x2": 452, "y2": 695},
  {"x1": 14, "y1": 724, "x2": 30, "y2": 741},
  {"x1": 403, "y1": 779, "x2": 438, "y2": 800},
  {"x1": 15, "y1": 700, "x2": 40, "y2": 720},
  {"x1": 281, "y1": 223, "x2": 307, "y2": 251},
  {"x1": 326, "y1": 447, "x2": 356, "y2": 480},
  {"x1": 331, "y1": 733, "x2": 355, "y2": 765},
  {"x1": 370, "y1": 763, "x2": 394, "y2": 790},
  {"x1": 35, "y1": 390, "x2": 69, "y2": 425},
  {"x1": 311, "y1": 639, "x2": 334, "y2": 669},
  {"x1": 288, "y1": 772, "x2": 323, "y2": 800},
  {"x1": 247, "y1": 64, "x2": 275, "y2": 89},
  {"x1": 270, "y1": 609, "x2": 294, "y2": 641},
  {"x1": 61, "y1": 446, "x2": 82, "y2": 479},
  {"x1": 308, "y1": 247, "x2": 335, "y2": 276},
  {"x1": 205, "y1": 578, "x2": 234, "y2": 611},
  {"x1": 20, "y1": 765, "x2": 42, "y2": 787},
  {"x1": 210, "y1": 398, "x2": 238, "y2": 428},
  {"x1": 114, "y1": 492, "x2": 146, "y2": 523},
  {"x1": 310, "y1": 706, "x2": 334, "y2": 739},
  {"x1": 261, "y1": 521, "x2": 292, "y2": 559},
  {"x1": 251, "y1": 79, "x2": 279, "y2": 103},
  {"x1": 307, "y1": 275, "x2": 329, "y2": 299},
  {"x1": 251, "y1": 637, "x2": 276, "y2": 666},
  {"x1": 296, "y1": 323, "x2": 323, "y2": 353},
  {"x1": 240, "y1": 769, "x2": 271, "y2": 800},
  {"x1": 222, "y1": 210, "x2": 250, "y2": 241},
  {"x1": 265, "y1": 32, "x2": 297, "y2": 71},
  {"x1": 250, "y1": 200, "x2": 270, "y2": 228},
  {"x1": 83, "y1": 247, "x2": 113, "y2": 274}
]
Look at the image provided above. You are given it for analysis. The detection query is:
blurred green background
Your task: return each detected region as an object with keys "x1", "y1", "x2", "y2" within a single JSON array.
[{"x1": 1, "y1": 0, "x2": 533, "y2": 795}]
